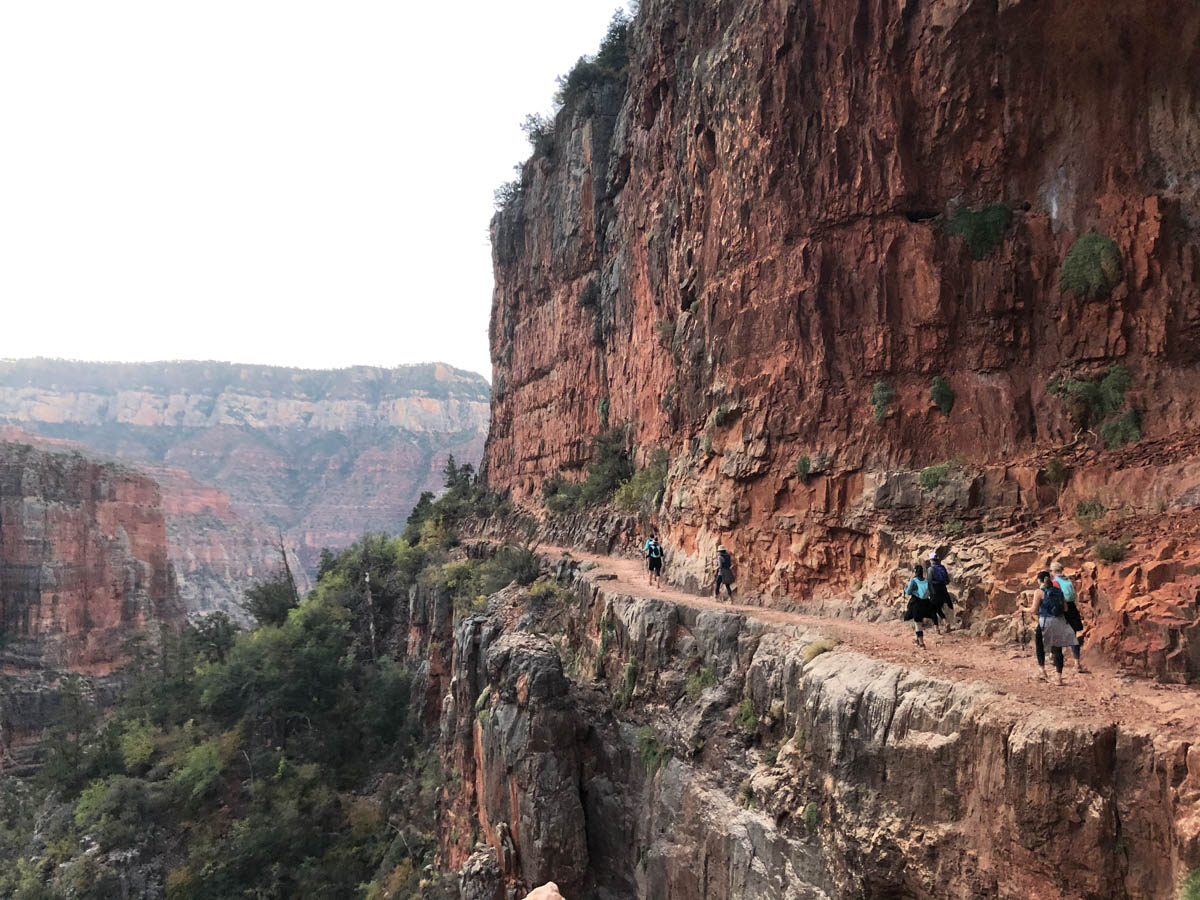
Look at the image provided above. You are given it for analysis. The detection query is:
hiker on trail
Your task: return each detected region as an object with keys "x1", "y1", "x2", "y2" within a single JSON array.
[
  {"x1": 901, "y1": 563, "x2": 939, "y2": 649},
  {"x1": 927, "y1": 551, "x2": 954, "y2": 632},
  {"x1": 1051, "y1": 561, "x2": 1087, "y2": 673},
  {"x1": 644, "y1": 533, "x2": 664, "y2": 587},
  {"x1": 1027, "y1": 570, "x2": 1079, "y2": 685},
  {"x1": 714, "y1": 545, "x2": 735, "y2": 599}
]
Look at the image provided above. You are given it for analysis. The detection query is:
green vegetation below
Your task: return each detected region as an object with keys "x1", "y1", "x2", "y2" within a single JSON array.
[{"x1": 0, "y1": 461, "x2": 536, "y2": 900}]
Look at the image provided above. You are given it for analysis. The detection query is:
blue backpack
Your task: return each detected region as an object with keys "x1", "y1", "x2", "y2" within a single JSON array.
[
  {"x1": 1040, "y1": 584, "x2": 1065, "y2": 618},
  {"x1": 1055, "y1": 576, "x2": 1076, "y2": 604}
]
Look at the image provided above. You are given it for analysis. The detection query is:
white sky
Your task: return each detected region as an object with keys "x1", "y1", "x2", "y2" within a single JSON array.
[{"x1": 0, "y1": 1, "x2": 625, "y2": 381}]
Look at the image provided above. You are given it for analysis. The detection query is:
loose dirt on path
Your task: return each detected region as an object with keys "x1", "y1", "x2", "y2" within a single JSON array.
[{"x1": 544, "y1": 545, "x2": 1200, "y2": 743}]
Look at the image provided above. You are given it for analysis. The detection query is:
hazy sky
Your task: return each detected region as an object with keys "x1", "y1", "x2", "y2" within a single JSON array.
[{"x1": 0, "y1": 1, "x2": 625, "y2": 380}]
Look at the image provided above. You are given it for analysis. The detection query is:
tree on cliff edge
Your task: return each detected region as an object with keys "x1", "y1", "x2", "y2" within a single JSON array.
[{"x1": 241, "y1": 574, "x2": 298, "y2": 627}]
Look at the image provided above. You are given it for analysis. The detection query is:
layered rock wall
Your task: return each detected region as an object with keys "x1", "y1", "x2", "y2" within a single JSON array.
[
  {"x1": 484, "y1": 0, "x2": 1200, "y2": 676},
  {"x1": 0, "y1": 360, "x2": 490, "y2": 597},
  {"x1": 436, "y1": 562, "x2": 1200, "y2": 900},
  {"x1": 0, "y1": 441, "x2": 180, "y2": 672},
  {"x1": 0, "y1": 440, "x2": 184, "y2": 769}
]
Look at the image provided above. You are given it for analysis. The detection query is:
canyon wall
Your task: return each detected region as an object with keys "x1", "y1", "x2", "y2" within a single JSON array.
[
  {"x1": 0, "y1": 440, "x2": 184, "y2": 768},
  {"x1": 418, "y1": 559, "x2": 1200, "y2": 900},
  {"x1": 484, "y1": 0, "x2": 1200, "y2": 676},
  {"x1": 0, "y1": 360, "x2": 490, "y2": 609},
  {"x1": 0, "y1": 441, "x2": 180, "y2": 671}
]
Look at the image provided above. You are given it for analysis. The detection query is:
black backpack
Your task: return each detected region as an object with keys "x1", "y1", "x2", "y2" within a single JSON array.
[
  {"x1": 1040, "y1": 585, "x2": 1065, "y2": 618},
  {"x1": 647, "y1": 540, "x2": 662, "y2": 560},
  {"x1": 717, "y1": 550, "x2": 732, "y2": 569}
]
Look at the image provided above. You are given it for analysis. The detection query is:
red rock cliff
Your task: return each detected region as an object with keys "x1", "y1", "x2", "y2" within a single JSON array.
[
  {"x1": 0, "y1": 440, "x2": 181, "y2": 673},
  {"x1": 485, "y1": 0, "x2": 1200, "y2": 676}
]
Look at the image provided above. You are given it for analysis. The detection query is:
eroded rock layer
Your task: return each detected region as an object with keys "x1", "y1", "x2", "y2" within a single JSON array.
[
  {"x1": 484, "y1": 0, "x2": 1200, "y2": 678},
  {"x1": 0, "y1": 440, "x2": 185, "y2": 769},
  {"x1": 432, "y1": 561, "x2": 1200, "y2": 900},
  {"x1": 0, "y1": 441, "x2": 180, "y2": 672},
  {"x1": 0, "y1": 359, "x2": 490, "y2": 590}
]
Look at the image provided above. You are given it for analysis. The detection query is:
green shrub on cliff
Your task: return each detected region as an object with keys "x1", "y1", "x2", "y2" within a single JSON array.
[
  {"x1": 555, "y1": 11, "x2": 631, "y2": 109},
  {"x1": 1047, "y1": 365, "x2": 1131, "y2": 429},
  {"x1": 520, "y1": 112, "x2": 555, "y2": 156},
  {"x1": 614, "y1": 448, "x2": 668, "y2": 511},
  {"x1": 803, "y1": 801, "x2": 819, "y2": 828},
  {"x1": 542, "y1": 472, "x2": 582, "y2": 513},
  {"x1": 1042, "y1": 456, "x2": 1070, "y2": 488},
  {"x1": 1060, "y1": 232, "x2": 1123, "y2": 299},
  {"x1": 1075, "y1": 497, "x2": 1106, "y2": 527},
  {"x1": 919, "y1": 462, "x2": 952, "y2": 491},
  {"x1": 870, "y1": 381, "x2": 894, "y2": 422},
  {"x1": 734, "y1": 699, "x2": 759, "y2": 733},
  {"x1": 636, "y1": 726, "x2": 672, "y2": 778},
  {"x1": 930, "y1": 376, "x2": 955, "y2": 415},
  {"x1": 796, "y1": 455, "x2": 812, "y2": 481},
  {"x1": 403, "y1": 455, "x2": 511, "y2": 543},
  {"x1": 943, "y1": 203, "x2": 1012, "y2": 260},
  {"x1": 1048, "y1": 365, "x2": 1140, "y2": 445},
  {"x1": 1101, "y1": 409, "x2": 1142, "y2": 449},
  {"x1": 686, "y1": 665, "x2": 718, "y2": 699},
  {"x1": 1094, "y1": 537, "x2": 1130, "y2": 564},
  {"x1": 544, "y1": 427, "x2": 633, "y2": 513}
]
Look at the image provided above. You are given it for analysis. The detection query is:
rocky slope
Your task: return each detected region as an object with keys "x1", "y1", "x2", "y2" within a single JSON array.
[
  {"x1": 0, "y1": 440, "x2": 184, "y2": 768},
  {"x1": 416, "y1": 553, "x2": 1200, "y2": 900},
  {"x1": 484, "y1": 0, "x2": 1200, "y2": 679},
  {"x1": 0, "y1": 359, "x2": 490, "y2": 588}
]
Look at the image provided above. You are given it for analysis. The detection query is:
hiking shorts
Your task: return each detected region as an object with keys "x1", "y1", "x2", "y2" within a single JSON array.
[{"x1": 648, "y1": 557, "x2": 662, "y2": 573}]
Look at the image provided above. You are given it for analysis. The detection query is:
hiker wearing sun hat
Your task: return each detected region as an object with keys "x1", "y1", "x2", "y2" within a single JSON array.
[
  {"x1": 714, "y1": 544, "x2": 735, "y2": 599},
  {"x1": 927, "y1": 550, "x2": 954, "y2": 632}
]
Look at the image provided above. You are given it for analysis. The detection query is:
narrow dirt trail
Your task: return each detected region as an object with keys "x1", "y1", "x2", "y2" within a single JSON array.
[{"x1": 545, "y1": 545, "x2": 1200, "y2": 742}]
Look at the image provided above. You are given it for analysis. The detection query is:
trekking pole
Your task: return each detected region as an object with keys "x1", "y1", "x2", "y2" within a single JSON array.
[{"x1": 1019, "y1": 611, "x2": 1028, "y2": 650}]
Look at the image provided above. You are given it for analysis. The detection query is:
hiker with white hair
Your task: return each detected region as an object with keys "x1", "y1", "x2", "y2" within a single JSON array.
[{"x1": 1051, "y1": 561, "x2": 1087, "y2": 673}]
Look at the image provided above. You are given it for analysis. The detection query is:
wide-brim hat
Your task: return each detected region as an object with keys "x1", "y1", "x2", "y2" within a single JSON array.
[{"x1": 718, "y1": 545, "x2": 727, "y2": 551}]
